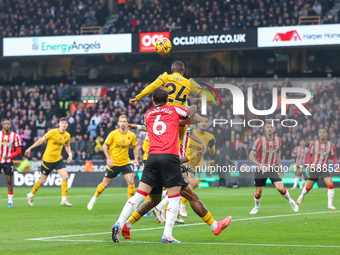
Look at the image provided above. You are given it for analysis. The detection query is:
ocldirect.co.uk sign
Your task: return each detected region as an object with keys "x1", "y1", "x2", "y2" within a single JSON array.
[{"x1": 3, "y1": 34, "x2": 132, "y2": 56}]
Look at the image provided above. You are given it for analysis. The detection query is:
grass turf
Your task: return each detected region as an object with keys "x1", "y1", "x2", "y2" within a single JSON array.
[{"x1": 0, "y1": 187, "x2": 339, "y2": 254}]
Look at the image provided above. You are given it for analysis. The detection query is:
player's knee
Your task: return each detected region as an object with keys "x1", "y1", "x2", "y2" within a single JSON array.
[
  {"x1": 328, "y1": 184, "x2": 334, "y2": 189},
  {"x1": 127, "y1": 180, "x2": 134, "y2": 186},
  {"x1": 63, "y1": 174, "x2": 69, "y2": 181},
  {"x1": 6, "y1": 179, "x2": 12, "y2": 186}
]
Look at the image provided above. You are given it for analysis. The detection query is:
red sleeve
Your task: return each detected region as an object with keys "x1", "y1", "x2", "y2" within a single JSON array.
[
  {"x1": 251, "y1": 138, "x2": 261, "y2": 152},
  {"x1": 292, "y1": 146, "x2": 298, "y2": 154},
  {"x1": 306, "y1": 152, "x2": 312, "y2": 165},
  {"x1": 9, "y1": 146, "x2": 21, "y2": 159},
  {"x1": 332, "y1": 155, "x2": 338, "y2": 165},
  {"x1": 174, "y1": 106, "x2": 188, "y2": 119},
  {"x1": 307, "y1": 142, "x2": 314, "y2": 165}
]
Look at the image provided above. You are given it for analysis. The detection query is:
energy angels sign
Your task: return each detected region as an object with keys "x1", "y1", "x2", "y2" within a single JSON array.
[{"x1": 3, "y1": 34, "x2": 132, "y2": 56}]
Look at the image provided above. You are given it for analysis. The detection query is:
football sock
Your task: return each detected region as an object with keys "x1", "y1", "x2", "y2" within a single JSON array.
[
  {"x1": 293, "y1": 176, "x2": 300, "y2": 188},
  {"x1": 201, "y1": 211, "x2": 217, "y2": 231},
  {"x1": 126, "y1": 211, "x2": 142, "y2": 228},
  {"x1": 280, "y1": 188, "x2": 291, "y2": 202},
  {"x1": 8, "y1": 191, "x2": 13, "y2": 204},
  {"x1": 61, "y1": 182, "x2": 68, "y2": 198},
  {"x1": 95, "y1": 183, "x2": 105, "y2": 197},
  {"x1": 31, "y1": 182, "x2": 41, "y2": 195},
  {"x1": 155, "y1": 196, "x2": 169, "y2": 211},
  {"x1": 163, "y1": 193, "x2": 180, "y2": 238},
  {"x1": 127, "y1": 184, "x2": 135, "y2": 199},
  {"x1": 144, "y1": 195, "x2": 150, "y2": 202},
  {"x1": 117, "y1": 189, "x2": 148, "y2": 227},
  {"x1": 301, "y1": 186, "x2": 311, "y2": 197},
  {"x1": 254, "y1": 194, "x2": 262, "y2": 207},
  {"x1": 328, "y1": 185, "x2": 334, "y2": 206}
]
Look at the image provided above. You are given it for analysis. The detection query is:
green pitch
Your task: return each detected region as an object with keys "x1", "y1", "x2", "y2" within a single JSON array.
[{"x1": 0, "y1": 187, "x2": 339, "y2": 254}]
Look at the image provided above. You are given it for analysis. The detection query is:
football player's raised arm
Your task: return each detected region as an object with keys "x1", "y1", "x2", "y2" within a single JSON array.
[
  {"x1": 135, "y1": 76, "x2": 165, "y2": 101},
  {"x1": 190, "y1": 78, "x2": 215, "y2": 103},
  {"x1": 24, "y1": 136, "x2": 47, "y2": 156},
  {"x1": 128, "y1": 124, "x2": 148, "y2": 132},
  {"x1": 190, "y1": 131, "x2": 207, "y2": 154}
]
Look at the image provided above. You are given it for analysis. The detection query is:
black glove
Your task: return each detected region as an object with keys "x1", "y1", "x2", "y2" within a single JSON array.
[{"x1": 208, "y1": 138, "x2": 215, "y2": 148}]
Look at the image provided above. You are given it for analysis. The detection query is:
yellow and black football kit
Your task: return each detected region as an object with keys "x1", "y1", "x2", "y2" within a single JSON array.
[
  {"x1": 135, "y1": 72, "x2": 215, "y2": 147},
  {"x1": 187, "y1": 130, "x2": 216, "y2": 171},
  {"x1": 142, "y1": 134, "x2": 149, "y2": 165},
  {"x1": 104, "y1": 129, "x2": 138, "y2": 179},
  {"x1": 41, "y1": 128, "x2": 71, "y2": 175}
]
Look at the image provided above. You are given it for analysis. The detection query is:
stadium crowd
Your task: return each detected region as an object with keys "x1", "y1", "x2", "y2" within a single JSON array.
[
  {"x1": 0, "y1": 0, "x2": 336, "y2": 37},
  {"x1": 0, "y1": 0, "x2": 108, "y2": 37},
  {"x1": 109, "y1": 0, "x2": 334, "y2": 34},
  {"x1": 1, "y1": 76, "x2": 340, "y2": 165}
]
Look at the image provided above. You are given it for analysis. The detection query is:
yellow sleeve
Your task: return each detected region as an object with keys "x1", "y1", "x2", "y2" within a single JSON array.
[
  {"x1": 131, "y1": 134, "x2": 138, "y2": 147},
  {"x1": 135, "y1": 72, "x2": 168, "y2": 101},
  {"x1": 208, "y1": 134, "x2": 216, "y2": 155},
  {"x1": 105, "y1": 132, "x2": 114, "y2": 146},
  {"x1": 65, "y1": 133, "x2": 71, "y2": 144},
  {"x1": 190, "y1": 78, "x2": 214, "y2": 103},
  {"x1": 45, "y1": 129, "x2": 54, "y2": 140}
]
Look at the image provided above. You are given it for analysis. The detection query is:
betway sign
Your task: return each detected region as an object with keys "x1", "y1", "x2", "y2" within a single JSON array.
[
  {"x1": 258, "y1": 24, "x2": 340, "y2": 47},
  {"x1": 3, "y1": 34, "x2": 132, "y2": 56},
  {"x1": 14, "y1": 171, "x2": 75, "y2": 188}
]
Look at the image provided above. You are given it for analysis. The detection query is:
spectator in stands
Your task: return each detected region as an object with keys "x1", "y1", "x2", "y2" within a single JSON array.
[
  {"x1": 75, "y1": 135, "x2": 86, "y2": 159},
  {"x1": 86, "y1": 135, "x2": 96, "y2": 158},
  {"x1": 313, "y1": 1, "x2": 322, "y2": 15},
  {"x1": 87, "y1": 120, "x2": 97, "y2": 137}
]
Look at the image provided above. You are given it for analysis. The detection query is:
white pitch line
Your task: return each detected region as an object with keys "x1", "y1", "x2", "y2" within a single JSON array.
[
  {"x1": 31, "y1": 239, "x2": 340, "y2": 248},
  {"x1": 26, "y1": 210, "x2": 340, "y2": 241},
  {"x1": 0, "y1": 193, "x2": 126, "y2": 201}
]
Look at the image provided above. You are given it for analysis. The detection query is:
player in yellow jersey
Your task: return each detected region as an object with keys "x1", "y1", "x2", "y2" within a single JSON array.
[
  {"x1": 179, "y1": 118, "x2": 216, "y2": 217},
  {"x1": 25, "y1": 117, "x2": 73, "y2": 207},
  {"x1": 129, "y1": 61, "x2": 214, "y2": 146},
  {"x1": 87, "y1": 115, "x2": 139, "y2": 210}
]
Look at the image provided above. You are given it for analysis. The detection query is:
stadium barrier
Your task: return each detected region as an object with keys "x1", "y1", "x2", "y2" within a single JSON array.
[{"x1": 1, "y1": 160, "x2": 339, "y2": 188}]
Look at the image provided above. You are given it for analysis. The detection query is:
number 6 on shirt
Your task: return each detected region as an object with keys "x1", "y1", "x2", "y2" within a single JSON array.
[{"x1": 153, "y1": 115, "x2": 167, "y2": 135}]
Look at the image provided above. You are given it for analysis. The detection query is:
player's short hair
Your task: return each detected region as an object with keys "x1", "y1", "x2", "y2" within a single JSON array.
[
  {"x1": 118, "y1": 115, "x2": 128, "y2": 121},
  {"x1": 3, "y1": 119, "x2": 10, "y2": 124},
  {"x1": 153, "y1": 87, "x2": 168, "y2": 104},
  {"x1": 171, "y1": 61, "x2": 185, "y2": 71},
  {"x1": 59, "y1": 117, "x2": 69, "y2": 123},
  {"x1": 265, "y1": 120, "x2": 274, "y2": 126},
  {"x1": 319, "y1": 128, "x2": 327, "y2": 133}
]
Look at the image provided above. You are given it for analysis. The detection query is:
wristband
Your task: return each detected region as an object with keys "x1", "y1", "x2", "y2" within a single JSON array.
[
  {"x1": 68, "y1": 153, "x2": 72, "y2": 157},
  {"x1": 137, "y1": 125, "x2": 142, "y2": 130}
]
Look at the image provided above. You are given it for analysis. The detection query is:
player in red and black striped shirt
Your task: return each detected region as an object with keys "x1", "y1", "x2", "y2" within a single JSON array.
[
  {"x1": 0, "y1": 120, "x2": 22, "y2": 207},
  {"x1": 297, "y1": 129, "x2": 338, "y2": 209},
  {"x1": 249, "y1": 121, "x2": 298, "y2": 214}
]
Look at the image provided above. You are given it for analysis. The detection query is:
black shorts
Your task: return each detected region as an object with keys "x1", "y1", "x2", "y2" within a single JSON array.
[
  {"x1": 308, "y1": 170, "x2": 332, "y2": 182},
  {"x1": 141, "y1": 153, "x2": 182, "y2": 192},
  {"x1": 0, "y1": 163, "x2": 14, "y2": 176},
  {"x1": 143, "y1": 160, "x2": 147, "y2": 168},
  {"x1": 41, "y1": 160, "x2": 66, "y2": 176},
  {"x1": 150, "y1": 175, "x2": 189, "y2": 195},
  {"x1": 105, "y1": 164, "x2": 134, "y2": 179},
  {"x1": 255, "y1": 171, "x2": 282, "y2": 187}
]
